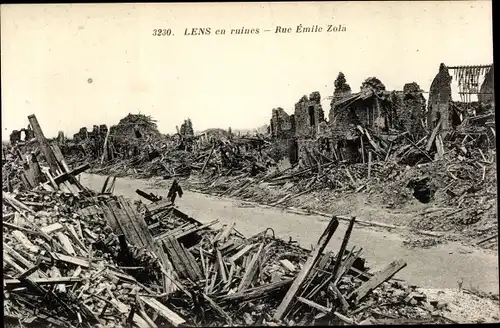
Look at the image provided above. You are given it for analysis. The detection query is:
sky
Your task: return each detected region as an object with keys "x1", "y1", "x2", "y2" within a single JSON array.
[{"x1": 1, "y1": 1, "x2": 494, "y2": 140}]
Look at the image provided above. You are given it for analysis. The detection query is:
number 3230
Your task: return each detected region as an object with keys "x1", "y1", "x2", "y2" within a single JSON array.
[{"x1": 153, "y1": 29, "x2": 172, "y2": 36}]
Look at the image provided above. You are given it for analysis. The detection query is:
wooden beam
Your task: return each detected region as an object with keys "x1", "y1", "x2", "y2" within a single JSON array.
[
  {"x1": 101, "y1": 128, "x2": 111, "y2": 165},
  {"x1": 426, "y1": 118, "x2": 442, "y2": 152},
  {"x1": 237, "y1": 243, "x2": 264, "y2": 292},
  {"x1": 296, "y1": 296, "x2": 331, "y2": 313},
  {"x1": 219, "y1": 278, "x2": 293, "y2": 301},
  {"x1": 27, "y1": 114, "x2": 60, "y2": 175},
  {"x1": 273, "y1": 216, "x2": 339, "y2": 321},
  {"x1": 349, "y1": 259, "x2": 407, "y2": 303},
  {"x1": 141, "y1": 297, "x2": 186, "y2": 327},
  {"x1": 4, "y1": 277, "x2": 83, "y2": 286},
  {"x1": 331, "y1": 217, "x2": 356, "y2": 280},
  {"x1": 53, "y1": 164, "x2": 90, "y2": 184}
]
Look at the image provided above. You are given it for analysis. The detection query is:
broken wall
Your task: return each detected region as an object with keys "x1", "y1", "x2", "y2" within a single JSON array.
[
  {"x1": 479, "y1": 66, "x2": 494, "y2": 104},
  {"x1": 399, "y1": 83, "x2": 427, "y2": 137},
  {"x1": 270, "y1": 108, "x2": 295, "y2": 139},
  {"x1": 427, "y1": 63, "x2": 453, "y2": 132},
  {"x1": 330, "y1": 95, "x2": 376, "y2": 139},
  {"x1": 294, "y1": 92, "x2": 325, "y2": 139}
]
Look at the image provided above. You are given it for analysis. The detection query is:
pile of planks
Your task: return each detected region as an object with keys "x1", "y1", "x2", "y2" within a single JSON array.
[
  {"x1": 3, "y1": 114, "x2": 90, "y2": 195},
  {"x1": 3, "y1": 185, "x2": 452, "y2": 327}
]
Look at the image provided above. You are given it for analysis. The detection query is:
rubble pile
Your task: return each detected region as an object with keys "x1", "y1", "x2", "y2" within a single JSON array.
[
  {"x1": 63, "y1": 114, "x2": 168, "y2": 169},
  {"x1": 2, "y1": 108, "x2": 496, "y2": 325},
  {"x1": 3, "y1": 186, "x2": 454, "y2": 327},
  {"x1": 91, "y1": 134, "x2": 276, "y2": 181}
]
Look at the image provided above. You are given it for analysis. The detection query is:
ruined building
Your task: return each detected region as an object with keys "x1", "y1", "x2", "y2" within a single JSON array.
[
  {"x1": 427, "y1": 63, "x2": 453, "y2": 132},
  {"x1": 427, "y1": 63, "x2": 494, "y2": 134},
  {"x1": 268, "y1": 65, "x2": 495, "y2": 166},
  {"x1": 330, "y1": 77, "x2": 399, "y2": 135},
  {"x1": 295, "y1": 92, "x2": 325, "y2": 139},
  {"x1": 9, "y1": 125, "x2": 35, "y2": 145},
  {"x1": 294, "y1": 92, "x2": 325, "y2": 165}
]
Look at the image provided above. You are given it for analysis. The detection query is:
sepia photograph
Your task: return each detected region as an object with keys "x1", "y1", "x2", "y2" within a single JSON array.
[{"x1": 1, "y1": 1, "x2": 497, "y2": 326}]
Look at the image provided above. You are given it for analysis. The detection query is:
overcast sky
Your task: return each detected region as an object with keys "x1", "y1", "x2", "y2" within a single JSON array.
[{"x1": 1, "y1": 1, "x2": 493, "y2": 139}]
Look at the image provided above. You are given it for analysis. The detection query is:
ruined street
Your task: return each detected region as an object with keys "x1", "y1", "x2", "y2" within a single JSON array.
[
  {"x1": 80, "y1": 173, "x2": 499, "y2": 295},
  {"x1": 3, "y1": 3, "x2": 496, "y2": 325}
]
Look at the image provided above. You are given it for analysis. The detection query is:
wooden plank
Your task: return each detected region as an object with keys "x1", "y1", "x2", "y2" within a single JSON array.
[
  {"x1": 183, "y1": 241, "x2": 204, "y2": 280},
  {"x1": 101, "y1": 203, "x2": 123, "y2": 236},
  {"x1": 228, "y1": 244, "x2": 255, "y2": 263},
  {"x1": 141, "y1": 297, "x2": 186, "y2": 327},
  {"x1": 350, "y1": 259, "x2": 407, "y2": 303},
  {"x1": 436, "y1": 135, "x2": 445, "y2": 160},
  {"x1": 163, "y1": 238, "x2": 188, "y2": 279},
  {"x1": 219, "y1": 278, "x2": 294, "y2": 302},
  {"x1": 153, "y1": 223, "x2": 194, "y2": 242},
  {"x1": 50, "y1": 143, "x2": 71, "y2": 172},
  {"x1": 426, "y1": 118, "x2": 443, "y2": 152},
  {"x1": 3, "y1": 245, "x2": 41, "y2": 279},
  {"x1": 329, "y1": 283, "x2": 350, "y2": 311},
  {"x1": 65, "y1": 224, "x2": 89, "y2": 254},
  {"x1": 367, "y1": 152, "x2": 372, "y2": 178},
  {"x1": 3, "y1": 192, "x2": 36, "y2": 215},
  {"x1": 297, "y1": 296, "x2": 331, "y2": 313},
  {"x1": 175, "y1": 219, "x2": 219, "y2": 239},
  {"x1": 167, "y1": 236, "x2": 202, "y2": 281},
  {"x1": 27, "y1": 114, "x2": 60, "y2": 175},
  {"x1": 4, "y1": 277, "x2": 83, "y2": 286},
  {"x1": 53, "y1": 164, "x2": 89, "y2": 184},
  {"x1": 237, "y1": 243, "x2": 264, "y2": 292},
  {"x1": 51, "y1": 252, "x2": 99, "y2": 268},
  {"x1": 40, "y1": 223, "x2": 64, "y2": 234},
  {"x1": 118, "y1": 196, "x2": 150, "y2": 247},
  {"x1": 202, "y1": 293, "x2": 233, "y2": 325},
  {"x1": 145, "y1": 199, "x2": 173, "y2": 215},
  {"x1": 101, "y1": 127, "x2": 111, "y2": 165},
  {"x1": 331, "y1": 217, "x2": 356, "y2": 280},
  {"x1": 108, "y1": 200, "x2": 141, "y2": 246},
  {"x1": 121, "y1": 196, "x2": 157, "y2": 249},
  {"x1": 273, "y1": 216, "x2": 339, "y2": 321},
  {"x1": 216, "y1": 248, "x2": 228, "y2": 283}
]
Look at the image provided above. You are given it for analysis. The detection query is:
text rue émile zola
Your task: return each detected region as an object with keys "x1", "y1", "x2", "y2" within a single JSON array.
[{"x1": 183, "y1": 24, "x2": 346, "y2": 36}]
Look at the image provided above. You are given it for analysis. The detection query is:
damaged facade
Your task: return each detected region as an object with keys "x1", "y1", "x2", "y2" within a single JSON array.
[
  {"x1": 269, "y1": 64, "x2": 495, "y2": 167},
  {"x1": 269, "y1": 108, "x2": 297, "y2": 163},
  {"x1": 294, "y1": 92, "x2": 326, "y2": 166}
]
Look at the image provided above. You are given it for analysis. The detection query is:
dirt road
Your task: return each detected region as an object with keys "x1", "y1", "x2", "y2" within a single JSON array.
[{"x1": 80, "y1": 173, "x2": 499, "y2": 295}]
